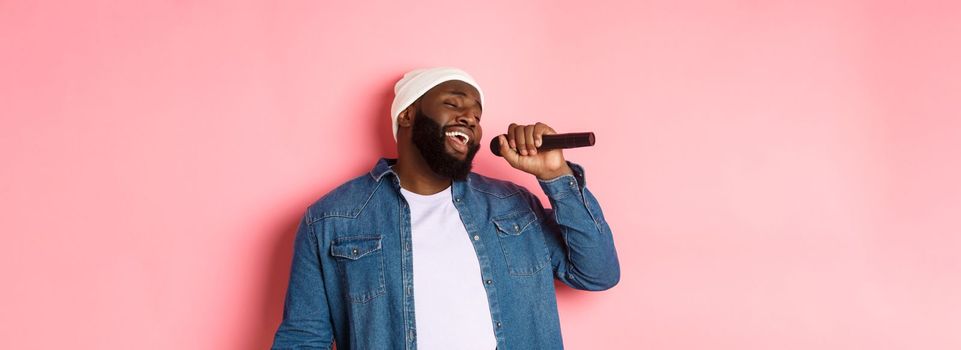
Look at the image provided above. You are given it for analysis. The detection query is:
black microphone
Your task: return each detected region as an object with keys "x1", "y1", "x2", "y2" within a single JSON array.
[{"x1": 490, "y1": 132, "x2": 595, "y2": 157}]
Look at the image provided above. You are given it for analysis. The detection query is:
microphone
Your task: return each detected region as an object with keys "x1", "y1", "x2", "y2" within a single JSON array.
[{"x1": 490, "y1": 132, "x2": 595, "y2": 157}]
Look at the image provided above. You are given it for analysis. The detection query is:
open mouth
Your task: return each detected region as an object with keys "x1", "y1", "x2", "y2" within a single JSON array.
[{"x1": 444, "y1": 130, "x2": 470, "y2": 146}]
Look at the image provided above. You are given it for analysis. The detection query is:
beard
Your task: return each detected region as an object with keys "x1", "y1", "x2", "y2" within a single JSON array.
[{"x1": 411, "y1": 107, "x2": 480, "y2": 181}]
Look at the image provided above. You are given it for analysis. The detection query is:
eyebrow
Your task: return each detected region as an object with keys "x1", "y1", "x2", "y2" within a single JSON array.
[{"x1": 448, "y1": 90, "x2": 483, "y2": 111}]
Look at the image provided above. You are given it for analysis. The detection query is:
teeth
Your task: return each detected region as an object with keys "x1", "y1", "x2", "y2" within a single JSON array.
[{"x1": 445, "y1": 131, "x2": 470, "y2": 145}]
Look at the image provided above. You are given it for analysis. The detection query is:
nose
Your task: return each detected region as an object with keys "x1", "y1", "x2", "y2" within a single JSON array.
[{"x1": 455, "y1": 112, "x2": 478, "y2": 128}]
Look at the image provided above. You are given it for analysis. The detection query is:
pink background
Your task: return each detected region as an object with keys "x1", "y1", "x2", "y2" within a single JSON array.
[{"x1": 2, "y1": 1, "x2": 960, "y2": 349}]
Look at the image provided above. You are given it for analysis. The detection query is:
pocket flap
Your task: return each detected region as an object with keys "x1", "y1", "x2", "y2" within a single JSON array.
[
  {"x1": 491, "y1": 210, "x2": 537, "y2": 235},
  {"x1": 331, "y1": 235, "x2": 383, "y2": 260}
]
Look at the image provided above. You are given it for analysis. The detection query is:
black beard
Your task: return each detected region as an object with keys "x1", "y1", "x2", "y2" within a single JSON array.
[{"x1": 411, "y1": 108, "x2": 480, "y2": 181}]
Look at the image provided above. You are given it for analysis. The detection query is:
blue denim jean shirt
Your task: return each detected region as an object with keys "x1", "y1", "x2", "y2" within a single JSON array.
[{"x1": 272, "y1": 158, "x2": 620, "y2": 350}]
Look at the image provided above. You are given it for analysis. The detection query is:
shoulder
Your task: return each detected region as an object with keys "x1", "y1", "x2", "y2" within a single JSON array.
[{"x1": 305, "y1": 173, "x2": 383, "y2": 223}]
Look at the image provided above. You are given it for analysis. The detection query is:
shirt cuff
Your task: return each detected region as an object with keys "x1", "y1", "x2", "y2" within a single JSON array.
[{"x1": 537, "y1": 161, "x2": 587, "y2": 199}]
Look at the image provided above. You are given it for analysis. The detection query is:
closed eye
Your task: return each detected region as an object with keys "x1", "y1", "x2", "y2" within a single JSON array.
[{"x1": 444, "y1": 100, "x2": 481, "y2": 121}]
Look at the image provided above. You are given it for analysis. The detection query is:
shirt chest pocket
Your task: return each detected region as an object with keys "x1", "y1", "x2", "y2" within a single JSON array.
[
  {"x1": 492, "y1": 210, "x2": 550, "y2": 276},
  {"x1": 330, "y1": 235, "x2": 386, "y2": 303}
]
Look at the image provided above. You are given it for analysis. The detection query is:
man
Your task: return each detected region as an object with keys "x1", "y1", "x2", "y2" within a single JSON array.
[{"x1": 272, "y1": 67, "x2": 620, "y2": 349}]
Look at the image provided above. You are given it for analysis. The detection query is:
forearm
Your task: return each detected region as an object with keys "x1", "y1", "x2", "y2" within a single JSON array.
[{"x1": 537, "y1": 162, "x2": 620, "y2": 291}]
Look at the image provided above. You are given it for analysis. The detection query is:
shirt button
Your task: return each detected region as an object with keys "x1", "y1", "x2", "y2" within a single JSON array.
[
  {"x1": 485, "y1": 279, "x2": 492, "y2": 285},
  {"x1": 455, "y1": 197, "x2": 461, "y2": 202},
  {"x1": 513, "y1": 224, "x2": 519, "y2": 232},
  {"x1": 351, "y1": 248, "x2": 359, "y2": 255},
  {"x1": 473, "y1": 235, "x2": 480, "y2": 241},
  {"x1": 496, "y1": 321, "x2": 502, "y2": 328}
]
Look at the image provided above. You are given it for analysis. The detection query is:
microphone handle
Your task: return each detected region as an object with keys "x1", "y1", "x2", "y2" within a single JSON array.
[
  {"x1": 490, "y1": 132, "x2": 595, "y2": 157},
  {"x1": 539, "y1": 132, "x2": 595, "y2": 151}
]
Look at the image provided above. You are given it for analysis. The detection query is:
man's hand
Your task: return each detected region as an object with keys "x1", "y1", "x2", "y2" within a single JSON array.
[{"x1": 497, "y1": 122, "x2": 573, "y2": 180}]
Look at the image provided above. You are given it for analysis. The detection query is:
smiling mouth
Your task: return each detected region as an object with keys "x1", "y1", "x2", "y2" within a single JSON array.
[{"x1": 444, "y1": 130, "x2": 470, "y2": 145}]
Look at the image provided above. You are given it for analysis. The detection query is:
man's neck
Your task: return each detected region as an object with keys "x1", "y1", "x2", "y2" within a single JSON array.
[{"x1": 393, "y1": 155, "x2": 453, "y2": 196}]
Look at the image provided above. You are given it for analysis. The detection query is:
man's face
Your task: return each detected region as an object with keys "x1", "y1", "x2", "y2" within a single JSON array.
[{"x1": 409, "y1": 80, "x2": 483, "y2": 180}]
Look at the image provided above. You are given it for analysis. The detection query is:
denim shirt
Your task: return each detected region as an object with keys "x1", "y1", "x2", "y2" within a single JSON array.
[{"x1": 272, "y1": 158, "x2": 620, "y2": 350}]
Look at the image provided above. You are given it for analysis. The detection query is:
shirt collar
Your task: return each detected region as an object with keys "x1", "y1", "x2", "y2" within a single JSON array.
[
  {"x1": 368, "y1": 157, "x2": 398, "y2": 182},
  {"x1": 368, "y1": 157, "x2": 474, "y2": 185}
]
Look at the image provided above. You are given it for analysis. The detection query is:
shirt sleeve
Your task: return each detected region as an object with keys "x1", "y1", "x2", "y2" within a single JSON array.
[
  {"x1": 530, "y1": 161, "x2": 621, "y2": 291},
  {"x1": 271, "y1": 211, "x2": 335, "y2": 349}
]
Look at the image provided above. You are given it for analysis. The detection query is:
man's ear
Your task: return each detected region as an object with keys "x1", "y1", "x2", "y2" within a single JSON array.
[{"x1": 397, "y1": 105, "x2": 415, "y2": 128}]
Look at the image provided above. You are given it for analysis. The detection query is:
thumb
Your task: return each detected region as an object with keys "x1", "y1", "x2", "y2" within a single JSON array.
[{"x1": 498, "y1": 135, "x2": 520, "y2": 165}]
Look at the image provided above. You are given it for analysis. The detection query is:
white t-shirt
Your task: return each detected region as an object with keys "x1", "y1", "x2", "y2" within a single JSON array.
[{"x1": 400, "y1": 185, "x2": 497, "y2": 350}]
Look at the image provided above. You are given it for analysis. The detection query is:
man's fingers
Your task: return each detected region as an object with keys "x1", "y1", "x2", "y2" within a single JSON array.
[
  {"x1": 507, "y1": 123, "x2": 518, "y2": 151},
  {"x1": 533, "y1": 122, "x2": 554, "y2": 148},
  {"x1": 504, "y1": 122, "x2": 557, "y2": 157},
  {"x1": 525, "y1": 125, "x2": 537, "y2": 155},
  {"x1": 514, "y1": 125, "x2": 529, "y2": 156}
]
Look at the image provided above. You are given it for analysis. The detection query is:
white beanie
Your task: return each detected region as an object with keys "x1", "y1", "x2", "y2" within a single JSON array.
[{"x1": 390, "y1": 67, "x2": 484, "y2": 141}]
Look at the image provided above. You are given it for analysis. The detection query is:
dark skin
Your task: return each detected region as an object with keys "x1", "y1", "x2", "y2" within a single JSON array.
[{"x1": 394, "y1": 80, "x2": 573, "y2": 195}]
